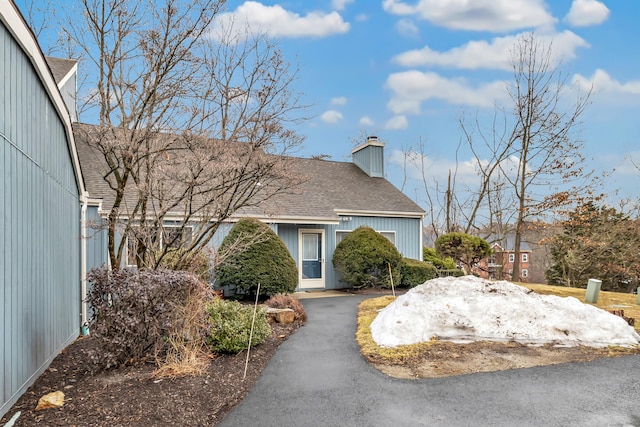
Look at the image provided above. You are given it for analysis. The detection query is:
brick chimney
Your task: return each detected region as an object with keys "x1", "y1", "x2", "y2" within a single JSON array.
[{"x1": 352, "y1": 136, "x2": 384, "y2": 178}]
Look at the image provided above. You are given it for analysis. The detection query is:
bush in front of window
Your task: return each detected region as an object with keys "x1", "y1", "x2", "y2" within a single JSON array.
[
  {"x1": 400, "y1": 258, "x2": 438, "y2": 287},
  {"x1": 332, "y1": 226, "x2": 403, "y2": 288},
  {"x1": 216, "y1": 218, "x2": 298, "y2": 297}
]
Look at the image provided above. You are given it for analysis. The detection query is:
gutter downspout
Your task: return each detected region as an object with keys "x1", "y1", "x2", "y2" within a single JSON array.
[{"x1": 80, "y1": 191, "x2": 89, "y2": 335}]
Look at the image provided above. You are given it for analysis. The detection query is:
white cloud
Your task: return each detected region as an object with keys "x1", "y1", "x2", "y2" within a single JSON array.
[
  {"x1": 385, "y1": 115, "x2": 409, "y2": 130},
  {"x1": 573, "y1": 69, "x2": 640, "y2": 97},
  {"x1": 393, "y1": 31, "x2": 589, "y2": 71},
  {"x1": 359, "y1": 116, "x2": 375, "y2": 126},
  {"x1": 385, "y1": 71, "x2": 508, "y2": 113},
  {"x1": 395, "y1": 18, "x2": 420, "y2": 38},
  {"x1": 320, "y1": 110, "x2": 344, "y2": 124},
  {"x1": 355, "y1": 13, "x2": 369, "y2": 22},
  {"x1": 332, "y1": 0, "x2": 354, "y2": 11},
  {"x1": 565, "y1": 0, "x2": 610, "y2": 27},
  {"x1": 382, "y1": 0, "x2": 555, "y2": 32},
  {"x1": 330, "y1": 96, "x2": 348, "y2": 106},
  {"x1": 211, "y1": 1, "x2": 350, "y2": 39}
]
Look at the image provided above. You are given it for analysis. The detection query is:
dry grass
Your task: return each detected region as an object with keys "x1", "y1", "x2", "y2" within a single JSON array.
[
  {"x1": 357, "y1": 296, "x2": 435, "y2": 364},
  {"x1": 154, "y1": 284, "x2": 213, "y2": 378},
  {"x1": 357, "y1": 283, "x2": 640, "y2": 365}
]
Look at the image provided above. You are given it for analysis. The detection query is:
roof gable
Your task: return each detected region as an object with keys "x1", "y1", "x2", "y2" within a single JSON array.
[{"x1": 74, "y1": 123, "x2": 425, "y2": 221}]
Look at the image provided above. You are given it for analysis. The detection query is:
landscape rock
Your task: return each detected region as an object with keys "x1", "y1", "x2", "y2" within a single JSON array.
[
  {"x1": 35, "y1": 391, "x2": 65, "y2": 411},
  {"x1": 266, "y1": 308, "x2": 295, "y2": 324}
]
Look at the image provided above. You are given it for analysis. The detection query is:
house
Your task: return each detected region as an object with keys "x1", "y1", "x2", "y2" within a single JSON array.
[
  {"x1": 74, "y1": 128, "x2": 426, "y2": 290},
  {"x1": 479, "y1": 239, "x2": 533, "y2": 282},
  {"x1": 0, "y1": 0, "x2": 86, "y2": 417}
]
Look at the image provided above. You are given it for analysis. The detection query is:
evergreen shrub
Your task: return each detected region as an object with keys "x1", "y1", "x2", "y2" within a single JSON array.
[
  {"x1": 400, "y1": 258, "x2": 438, "y2": 287},
  {"x1": 216, "y1": 218, "x2": 298, "y2": 297},
  {"x1": 332, "y1": 226, "x2": 403, "y2": 288},
  {"x1": 206, "y1": 299, "x2": 271, "y2": 353}
]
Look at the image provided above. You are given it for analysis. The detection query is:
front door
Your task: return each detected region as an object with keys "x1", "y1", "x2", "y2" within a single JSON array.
[{"x1": 298, "y1": 229, "x2": 325, "y2": 289}]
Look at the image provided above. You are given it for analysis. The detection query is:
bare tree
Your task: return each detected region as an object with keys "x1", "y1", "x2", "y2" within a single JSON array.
[
  {"x1": 504, "y1": 33, "x2": 593, "y2": 280},
  {"x1": 404, "y1": 34, "x2": 596, "y2": 277},
  {"x1": 63, "y1": 0, "x2": 306, "y2": 269}
]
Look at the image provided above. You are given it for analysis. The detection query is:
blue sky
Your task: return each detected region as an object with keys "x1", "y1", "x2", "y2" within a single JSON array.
[
  {"x1": 209, "y1": 0, "x2": 640, "y2": 210},
  {"x1": 19, "y1": 0, "x2": 640, "y2": 212}
]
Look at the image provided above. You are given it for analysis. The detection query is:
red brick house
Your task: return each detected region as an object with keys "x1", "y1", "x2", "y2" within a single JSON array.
[{"x1": 478, "y1": 239, "x2": 532, "y2": 282}]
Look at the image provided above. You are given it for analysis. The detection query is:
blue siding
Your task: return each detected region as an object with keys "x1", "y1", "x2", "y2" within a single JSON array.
[
  {"x1": 1, "y1": 19, "x2": 81, "y2": 418},
  {"x1": 59, "y1": 74, "x2": 77, "y2": 123},
  {"x1": 352, "y1": 144, "x2": 384, "y2": 178},
  {"x1": 274, "y1": 216, "x2": 421, "y2": 289},
  {"x1": 86, "y1": 206, "x2": 107, "y2": 271}
]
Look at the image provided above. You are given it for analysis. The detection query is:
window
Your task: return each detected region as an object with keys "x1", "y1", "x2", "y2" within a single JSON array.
[
  {"x1": 126, "y1": 225, "x2": 192, "y2": 266},
  {"x1": 162, "y1": 226, "x2": 193, "y2": 249},
  {"x1": 508, "y1": 253, "x2": 515, "y2": 263},
  {"x1": 335, "y1": 230, "x2": 396, "y2": 247},
  {"x1": 379, "y1": 231, "x2": 396, "y2": 246},
  {"x1": 302, "y1": 233, "x2": 319, "y2": 261},
  {"x1": 522, "y1": 269, "x2": 528, "y2": 278},
  {"x1": 522, "y1": 253, "x2": 528, "y2": 263},
  {"x1": 336, "y1": 231, "x2": 350, "y2": 246}
]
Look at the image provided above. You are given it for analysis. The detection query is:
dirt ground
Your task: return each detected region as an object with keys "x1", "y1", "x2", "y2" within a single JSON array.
[
  {"x1": 369, "y1": 340, "x2": 640, "y2": 379},
  {"x1": 0, "y1": 322, "x2": 300, "y2": 427}
]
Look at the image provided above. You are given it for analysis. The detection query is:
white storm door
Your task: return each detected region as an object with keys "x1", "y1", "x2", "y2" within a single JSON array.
[{"x1": 299, "y1": 229, "x2": 325, "y2": 289}]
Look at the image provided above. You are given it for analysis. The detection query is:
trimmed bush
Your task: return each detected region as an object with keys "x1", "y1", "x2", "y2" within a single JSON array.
[
  {"x1": 85, "y1": 267, "x2": 209, "y2": 369},
  {"x1": 435, "y1": 232, "x2": 491, "y2": 274},
  {"x1": 216, "y1": 218, "x2": 298, "y2": 297},
  {"x1": 265, "y1": 294, "x2": 307, "y2": 323},
  {"x1": 332, "y1": 226, "x2": 403, "y2": 288},
  {"x1": 205, "y1": 299, "x2": 271, "y2": 353},
  {"x1": 423, "y1": 247, "x2": 457, "y2": 270},
  {"x1": 400, "y1": 258, "x2": 438, "y2": 287}
]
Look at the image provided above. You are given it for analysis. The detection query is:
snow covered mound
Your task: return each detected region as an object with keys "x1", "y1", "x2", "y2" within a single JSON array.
[{"x1": 370, "y1": 275, "x2": 640, "y2": 348}]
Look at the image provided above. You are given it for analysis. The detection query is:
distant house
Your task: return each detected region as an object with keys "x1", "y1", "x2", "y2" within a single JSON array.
[
  {"x1": 74, "y1": 128, "x2": 426, "y2": 291},
  {"x1": 478, "y1": 238, "x2": 533, "y2": 282},
  {"x1": 1, "y1": 1, "x2": 86, "y2": 418}
]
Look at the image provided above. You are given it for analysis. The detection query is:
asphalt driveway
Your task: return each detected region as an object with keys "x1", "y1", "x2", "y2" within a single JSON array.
[{"x1": 220, "y1": 295, "x2": 640, "y2": 427}]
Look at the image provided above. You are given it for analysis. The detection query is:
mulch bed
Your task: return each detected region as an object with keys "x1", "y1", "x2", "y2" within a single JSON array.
[{"x1": 1, "y1": 323, "x2": 301, "y2": 426}]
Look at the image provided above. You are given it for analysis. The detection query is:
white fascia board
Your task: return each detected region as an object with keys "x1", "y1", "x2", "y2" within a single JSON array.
[
  {"x1": 101, "y1": 211, "x2": 341, "y2": 226},
  {"x1": 0, "y1": 0, "x2": 85, "y2": 195},
  {"x1": 334, "y1": 209, "x2": 426, "y2": 219},
  {"x1": 351, "y1": 139, "x2": 385, "y2": 154},
  {"x1": 57, "y1": 62, "x2": 78, "y2": 89}
]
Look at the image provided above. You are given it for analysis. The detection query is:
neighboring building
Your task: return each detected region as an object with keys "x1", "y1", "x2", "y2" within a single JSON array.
[
  {"x1": 1, "y1": 0, "x2": 86, "y2": 417},
  {"x1": 479, "y1": 239, "x2": 533, "y2": 282},
  {"x1": 75, "y1": 129, "x2": 426, "y2": 291}
]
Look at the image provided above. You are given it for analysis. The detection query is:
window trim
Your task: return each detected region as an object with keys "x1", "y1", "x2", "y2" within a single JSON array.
[
  {"x1": 521, "y1": 253, "x2": 529, "y2": 263},
  {"x1": 508, "y1": 253, "x2": 515, "y2": 263}
]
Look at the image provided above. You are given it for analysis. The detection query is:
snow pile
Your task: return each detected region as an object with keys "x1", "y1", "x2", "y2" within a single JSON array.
[{"x1": 371, "y1": 275, "x2": 640, "y2": 348}]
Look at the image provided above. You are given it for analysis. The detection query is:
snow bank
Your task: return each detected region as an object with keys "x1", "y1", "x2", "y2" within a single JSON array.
[{"x1": 370, "y1": 275, "x2": 640, "y2": 348}]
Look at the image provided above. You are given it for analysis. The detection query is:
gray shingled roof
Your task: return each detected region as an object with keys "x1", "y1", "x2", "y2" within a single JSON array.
[
  {"x1": 74, "y1": 123, "x2": 424, "y2": 221},
  {"x1": 45, "y1": 56, "x2": 77, "y2": 85}
]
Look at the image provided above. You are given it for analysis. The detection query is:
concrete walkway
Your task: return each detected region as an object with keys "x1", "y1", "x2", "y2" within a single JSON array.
[{"x1": 220, "y1": 295, "x2": 640, "y2": 427}]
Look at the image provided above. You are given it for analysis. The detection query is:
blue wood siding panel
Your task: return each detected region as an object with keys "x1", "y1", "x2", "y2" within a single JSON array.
[
  {"x1": 1, "y1": 20, "x2": 81, "y2": 418},
  {"x1": 352, "y1": 144, "x2": 384, "y2": 178},
  {"x1": 59, "y1": 75, "x2": 77, "y2": 122},
  {"x1": 203, "y1": 217, "x2": 421, "y2": 290},
  {"x1": 85, "y1": 206, "x2": 107, "y2": 271}
]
